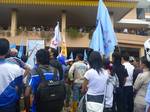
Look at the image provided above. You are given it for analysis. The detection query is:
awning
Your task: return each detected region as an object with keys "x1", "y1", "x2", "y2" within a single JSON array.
[
  {"x1": 0, "y1": 0, "x2": 137, "y2": 8},
  {"x1": 115, "y1": 19, "x2": 150, "y2": 29}
]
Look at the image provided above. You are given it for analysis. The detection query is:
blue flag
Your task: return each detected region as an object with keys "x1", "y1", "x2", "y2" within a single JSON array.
[
  {"x1": 69, "y1": 52, "x2": 73, "y2": 59},
  {"x1": 10, "y1": 44, "x2": 16, "y2": 49},
  {"x1": 89, "y1": 0, "x2": 117, "y2": 57},
  {"x1": 89, "y1": 20, "x2": 104, "y2": 55},
  {"x1": 18, "y1": 39, "x2": 24, "y2": 58}
]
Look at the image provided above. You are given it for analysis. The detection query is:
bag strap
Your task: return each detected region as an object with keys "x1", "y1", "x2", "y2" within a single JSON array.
[
  {"x1": 52, "y1": 67, "x2": 58, "y2": 81},
  {"x1": 36, "y1": 67, "x2": 47, "y2": 82},
  {"x1": 36, "y1": 65, "x2": 59, "y2": 82}
]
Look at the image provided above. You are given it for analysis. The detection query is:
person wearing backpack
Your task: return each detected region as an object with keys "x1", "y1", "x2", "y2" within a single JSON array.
[{"x1": 25, "y1": 49, "x2": 65, "y2": 112}]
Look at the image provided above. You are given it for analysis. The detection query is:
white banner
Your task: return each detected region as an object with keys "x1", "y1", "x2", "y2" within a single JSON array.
[{"x1": 26, "y1": 39, "x2": 45, "y2": 68}]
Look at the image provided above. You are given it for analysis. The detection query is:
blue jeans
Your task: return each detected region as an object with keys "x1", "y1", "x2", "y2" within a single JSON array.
[{"x1": 73, "y1": 83, "x2": 82, "y2": 102}]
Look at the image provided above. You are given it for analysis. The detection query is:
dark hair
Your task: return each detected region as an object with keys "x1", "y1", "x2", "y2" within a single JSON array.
[
  {"x1": 121, "y1": 52, "x2": 129, "y2": 61},
  {"x1": 36, "y1": 49, "x2": 50, "y2": 65},
  {"x1": 0, "y1": 38, "x2": 9, "y2": 56},
  {"x1": 135, "y1": 57, "x2": 140, "y2": 62},
  {"x1": 49, "y1": 47, "x2": 58, "y2": 59},
  {"x1": 141, "y1": 56, "x2": 150, "y2": 70},
  {"x1": 112, "y1": 51, "x2": 121, "y2": 64},
  {"x1": 76, "y1": 53, "x2": 84, "y2": 61},
  {"x1": 88, "y1": 51, "x2": 103, "y2": 73}
]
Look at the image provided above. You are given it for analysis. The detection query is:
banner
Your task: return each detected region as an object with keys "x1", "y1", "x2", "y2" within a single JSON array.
[
  {"x1": 26, "y1": 39, "x2": 45, "y2": 67},
  {"x1": 61, "y1": 41, "x2": 67, "y2": 57}
]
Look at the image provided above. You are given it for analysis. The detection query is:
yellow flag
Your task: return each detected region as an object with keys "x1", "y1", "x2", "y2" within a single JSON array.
[{"x1": 61, "y1": 41, "x2": 67, "y2": 57}]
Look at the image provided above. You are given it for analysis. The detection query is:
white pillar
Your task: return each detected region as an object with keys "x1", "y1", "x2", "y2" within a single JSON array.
[
  {"x1": 11, "y1": 9, "x2": 17, "y2": 37},
  {"x1": 61, "y1": 10, "x2": 67, "y2": 42},
  {"x1": 140, "y1": 47, "x2": 145, "y2": 57},
  {"x1": 110, "y1": 12, "x2": 114, "y2": 27}
]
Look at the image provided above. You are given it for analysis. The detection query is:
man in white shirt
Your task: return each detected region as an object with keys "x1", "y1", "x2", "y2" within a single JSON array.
[
  {"x1": 121, "y1": 52, "x2": 134, "y2": 112},
  {"x1": 69, "y1": 53, "x2": 88, "y2": 112}
]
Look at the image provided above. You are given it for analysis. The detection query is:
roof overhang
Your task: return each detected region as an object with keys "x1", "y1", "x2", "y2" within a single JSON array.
[
  {"x1": 115, "y1": 19, "x2": 150, "y2": 29},
  {"x1": 0, "y1": 0, "x2": 138, "y2": 27},
  {"x1": 0, "y1": 0, "x2": 137, "y2": 8}
]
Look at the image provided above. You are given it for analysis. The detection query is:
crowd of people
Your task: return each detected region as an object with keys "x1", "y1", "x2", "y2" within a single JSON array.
[{"x1": 0, "y1": 38, "x2": 150, "y2": 112}]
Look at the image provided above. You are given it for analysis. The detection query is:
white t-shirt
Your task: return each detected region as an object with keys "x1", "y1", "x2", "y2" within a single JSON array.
[
  {"x1": 84, "y1": 68, "x2": 109, "y2": 95},
  {"x1": 123, "y1": 62, "x2": 134, "y2": 86},
  {"x1": 0, "y1": 62, "x2": 25, "y2": 95},
  {"x1": 0, "y1": 60, "x2": 25, "y2": 107}
]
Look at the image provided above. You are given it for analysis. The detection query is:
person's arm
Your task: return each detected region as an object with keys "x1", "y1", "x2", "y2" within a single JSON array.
[
  {"x1": 81, "y1": 78, "x2": 88, "y2": 93},
  {"x1": 133, "y1": 73, "x2": 143, "y2": 92},
  {"x1": 23, "y1": 67, "x2": 31, "y2": 78},
  {"x1": 68, "y1": 64, "x2": 75, "y2": 82},
  {"x1": 24, "y1": 69, "x2": 37, "y2": 112}
]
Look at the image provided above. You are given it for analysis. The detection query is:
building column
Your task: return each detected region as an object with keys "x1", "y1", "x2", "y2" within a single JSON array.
[
  {"x1": 61, "y1": 10, "x2": 67, "y2": 42},
  {"x1": 140, "y1": 47, "x2": 145, "y2": 57},
  {"x1": 11, "y1": 9, "x2": 17, "y2": 37},
  {"x1": 110, "y1": 12, "x2": 114, "y2": 27}
]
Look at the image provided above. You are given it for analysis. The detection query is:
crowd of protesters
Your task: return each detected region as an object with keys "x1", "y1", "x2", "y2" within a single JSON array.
[{"x1": 0, "y1": 38, "x2": 150, "y2": 112}]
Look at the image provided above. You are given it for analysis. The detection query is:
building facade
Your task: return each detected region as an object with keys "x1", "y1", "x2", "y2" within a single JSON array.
[{"x1": 0, "y1": 0, "x2": 148, "y2": 57}]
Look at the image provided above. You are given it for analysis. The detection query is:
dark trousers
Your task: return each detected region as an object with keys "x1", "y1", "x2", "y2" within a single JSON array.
[
  {"x1": 113, "y1": 87, "x2": 126, "y2": 112},
  {"x1": 36, "y1": 100, "x2": 64, "y2": 112},
  {"x1": 0, "y1": 102, "x2": 17, "y2": 112},
  {"x1": 104, "y1": 108, "x2": 113, "y2": 112},
  {"x1": 124, "y1": 86, "x2": 134, "y2": 112}
]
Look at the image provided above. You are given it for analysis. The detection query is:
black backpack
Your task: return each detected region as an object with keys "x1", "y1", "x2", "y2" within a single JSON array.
[{"x1": 35, "y1": 66, "x2": 66, "y2": 112}]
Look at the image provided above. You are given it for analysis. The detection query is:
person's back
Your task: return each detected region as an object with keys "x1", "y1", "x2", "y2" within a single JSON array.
[
  {"x1": 84, "y1": 68, "x2": 109, "y2": 95},
  {"x1": 82, "y1": 51, "x2": 109, "y2": 112},
  {"x1": 121, "y1": 52, "x2": 134, "y2": 112},
  {"x1": 134, "y1": 56, "x2": 150, "y2": 112},
  {"x1": 123, "y1": 62, "x2": 134, "y2": 86},
  {"x1": 25, "y1": 49, "x2": 65, "y2": 112},
  {"x1": 0, "y1": 38, "x2": 25, "y2": 112},
  {"x1": 112, "y1": 51, "x2": 128, "y2": 112},
  {"x1": 69, "y1": 53, "x2": 88, "y2": 112},
  {"x1": 69, "y1": 61, "x2": 88, "y2": 84},
  {"x1": 0, "y1": 62, "x2": 24, "y2": 108},
  {"x1": 29, "y1": 65, "x2": 64, "y2": 112},
  {"x1": 113, "y1": 64, "x2": 128, "y2": 88},
  {"x1": 49, "y1": 48, "x2": 63, "y2": 80}
]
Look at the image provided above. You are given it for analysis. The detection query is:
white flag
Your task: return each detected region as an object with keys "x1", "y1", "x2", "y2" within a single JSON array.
[{"x1": 50, "y1": 22, "x2": 61, "y2": 49}]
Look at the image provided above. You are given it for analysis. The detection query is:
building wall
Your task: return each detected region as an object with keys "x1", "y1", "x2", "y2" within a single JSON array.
[{"x1": 123, "y1": 8, "x2": 137, "y2": 19}]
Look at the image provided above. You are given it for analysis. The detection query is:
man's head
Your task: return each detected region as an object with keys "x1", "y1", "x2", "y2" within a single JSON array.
[
  {"x1": 36, "y1": 49, "x2": 50, "y2": 65},
  {"x1": 0, "y1": 38, "x2": 9, "y2": 56},
  {"x1": 9, "y1": 48, "x2": 18, "y2": 57},
  {"x1": 75, "y1": 53, "x2": 84, "y2": 61},
  {"x1": 129, "y1": 56, "x2": 135, "y2": 64},
  {"x1": 49, "y1": 47, "x2": 58, "y2": 59},
  {"x1": 121, "y1": 52, "x2": 129, "y2": 63}
]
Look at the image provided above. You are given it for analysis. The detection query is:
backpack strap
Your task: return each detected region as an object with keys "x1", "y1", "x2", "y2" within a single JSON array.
[
  {"x1": 36, "y1": 67, "x2": 47, "y2": 82},
  {"x1": 36, "y1": 65, "x2": 59, "y2": 81},
  {"x1": 51, "y1": 67, "x2": 58, "y2": 81}
]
